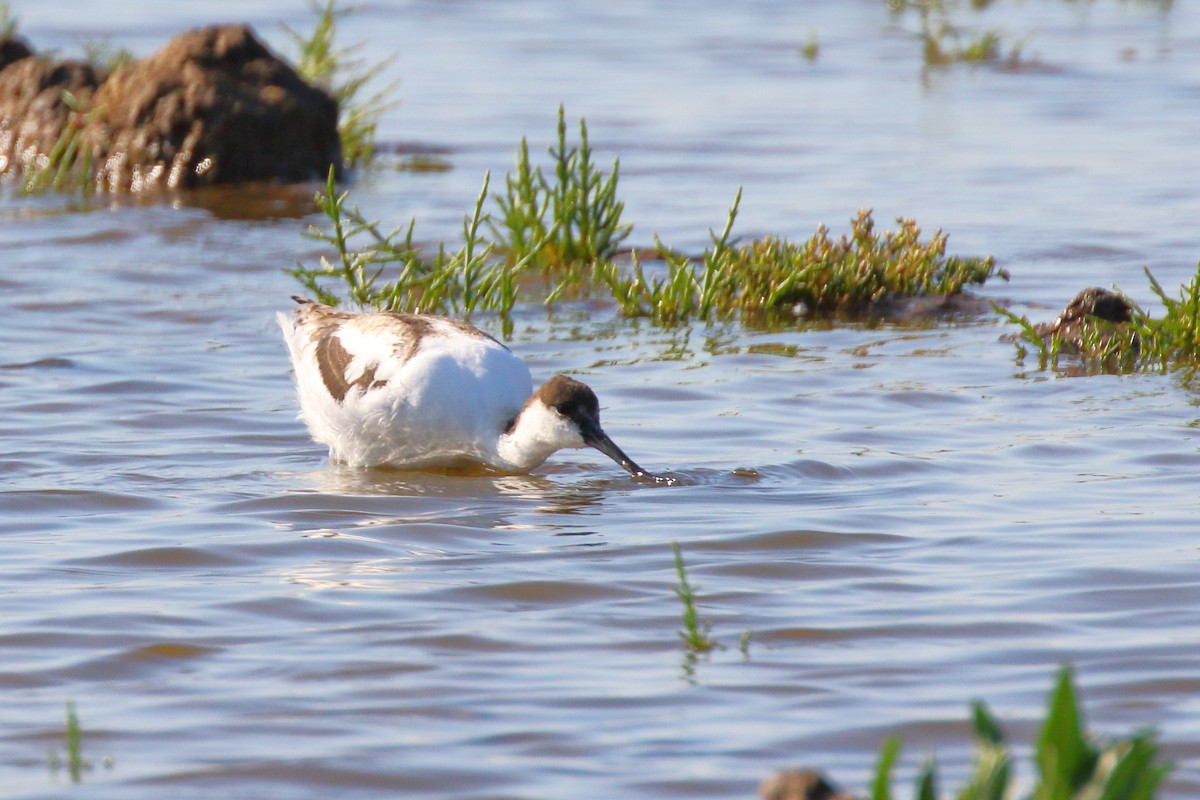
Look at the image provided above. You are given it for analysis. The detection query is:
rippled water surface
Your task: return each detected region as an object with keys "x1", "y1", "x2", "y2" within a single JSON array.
[{"x1": 5, "y1": 2, "x2": 1200, "y2": 798}]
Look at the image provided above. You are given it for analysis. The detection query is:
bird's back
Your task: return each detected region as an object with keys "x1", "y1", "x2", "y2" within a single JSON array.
[{"x1": 279, "y1": 300, "x2": 533, "y2": 468}]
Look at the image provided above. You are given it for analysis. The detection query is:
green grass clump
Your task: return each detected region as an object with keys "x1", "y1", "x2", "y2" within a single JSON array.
[
  {"x1": 871, "y1": 667, "x2": 1169, "y2": 800},
  {"x1": 285, "y1": 0, "x2": 400, "y2": 169},
  {"x1": 671, "y1": 542, "x2": 717, "y2": 654},
  {"x1": 491, "y1": 104, "x2": 631, "y2": 270},
  {"x1": 597, "y1": 196, "x2": 999, "y2": 325},
  {"x1": 889, "y1": 0, "x2": 1018, "y2": 68},
  {"x1": 47, "y1": 701, "x2": 89, "y2": 783},
  {"x1": 294, "y1": 107, "x2": 998, "y2": 328},
  {"x1": 291, "y1": 167, "x2": 543, "y2": 322},
  {"x1": 997, "y1": 263, "x2": 1200, "y2": 375},
  {"x1": 291, "y1": 108, "x2": 623, "y2": 319},
  {"x1": 80, "y1": 38, "x2": 135, "y2": 74},
  {"x1": 20, "y1": 90, "x2": 95, "y2": 195},
  {"x1": 0, "y1": 2, "x2": 16, "y2": 38}
]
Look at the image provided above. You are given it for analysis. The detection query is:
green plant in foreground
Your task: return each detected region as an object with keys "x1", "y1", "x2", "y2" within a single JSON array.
[
  {"x1": 997, "y1": 262, "x2": 1200, "y2": 375},
  {"x1": 672, "y1": 542, "x2": 717, "y2": 654},
  {"x1": 870, "y1": 666, "x2": 1169, "y2": 800},
  {"x1": 285, "y1": 0, "x2": 399, "y2": 169}
]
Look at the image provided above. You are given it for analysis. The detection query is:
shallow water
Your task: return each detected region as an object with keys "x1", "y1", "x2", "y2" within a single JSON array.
[{"x1": 4, "y1": 1, "x2": 1200, "y2": 798}]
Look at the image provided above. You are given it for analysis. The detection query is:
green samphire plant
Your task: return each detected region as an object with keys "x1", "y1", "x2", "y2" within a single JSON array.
[
  {"x1": 593, "y1": 194, "x2": 998, "y2": 325},
  {"x1": 293, "y1": 108, "x2": 1000, "y2": 329},
  {"x1": 491, "y1": 104, "x2": 631, "y2": 269}
]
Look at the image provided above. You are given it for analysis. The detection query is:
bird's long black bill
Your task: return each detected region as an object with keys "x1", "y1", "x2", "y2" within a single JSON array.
[{"x1": 584, "y1": 428, "x2": 667, "y2": 482}]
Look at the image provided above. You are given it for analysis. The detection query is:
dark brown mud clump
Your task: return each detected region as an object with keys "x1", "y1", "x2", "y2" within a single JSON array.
[
  {"x1": 0, "y1": 52, "x2": 100, "y2": 175},
  {"x1": 0, "y1": 24, "x2": 341, "y2": 191}
]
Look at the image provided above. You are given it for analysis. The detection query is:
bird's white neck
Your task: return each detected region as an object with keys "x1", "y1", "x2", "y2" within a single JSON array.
[{"x1": 494, "y1": 399, "x2": 585, "y2": 471}]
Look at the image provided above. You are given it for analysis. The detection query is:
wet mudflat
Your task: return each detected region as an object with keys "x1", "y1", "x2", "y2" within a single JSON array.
[{"x1": 3, "y1": 1, "x2": 1200, "y2": 798}]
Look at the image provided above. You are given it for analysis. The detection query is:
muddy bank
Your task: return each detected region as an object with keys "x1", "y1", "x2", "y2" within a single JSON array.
[{"x1": 0, "y1": 24, "x2": 341, "y2": 191}]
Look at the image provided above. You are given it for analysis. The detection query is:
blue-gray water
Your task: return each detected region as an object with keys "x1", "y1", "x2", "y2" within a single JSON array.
[{"x1": 3, "y1": 2, "x2": 1200, "y2": 798}]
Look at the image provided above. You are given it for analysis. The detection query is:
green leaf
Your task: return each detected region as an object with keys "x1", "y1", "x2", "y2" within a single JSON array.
[
  {"x1": 914, "y1": 756, "x2": 938, "y2": 800},
  {"x1": 971, "y1": 701, "x2": 1005, "y2": 746},
  {"x1": 871, "y1": 736, "x2": 903, "y2": 800},
  {"x1": 1096, "y1": 733, "x2": 1171, "y2": 800},
  {"x1": 1036, "y1": 666, "x2": 1098, "y2": 796}
]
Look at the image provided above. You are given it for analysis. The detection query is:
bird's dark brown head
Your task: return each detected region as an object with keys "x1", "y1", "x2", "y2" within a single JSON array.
[
  {"x1": 1059, "y1": 287, "x2": 1134, "y2": 325},
  {"x1": 535, "y1": 375, "x2": 601, "y2": 428},
  {"x1": 533, "y1": 375, "x2": 661, "y2": 480}
]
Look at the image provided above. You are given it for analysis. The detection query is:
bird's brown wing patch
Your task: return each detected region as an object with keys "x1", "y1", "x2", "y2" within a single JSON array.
[{"x1": 311, "y1": 331, "x2": 386, "y2": 403}]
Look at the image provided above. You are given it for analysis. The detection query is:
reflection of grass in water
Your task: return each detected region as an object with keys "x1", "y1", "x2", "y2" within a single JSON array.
[
  {"x1": 997, "y1": 263, "x2": 1200, "y2": 376},
  {"x1": 869, "y1": 667, "x2": 1169, "y2": 800},
  {"x1": 293, "y1": 108, "x2": 999, "y2": 329}
]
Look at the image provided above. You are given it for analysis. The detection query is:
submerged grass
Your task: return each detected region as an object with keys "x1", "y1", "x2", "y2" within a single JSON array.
[
  {"x1": 293, "y1": 107, "x2": 999, "y2": 329},
  {"x1": 671, "y1": 542, "x2": 717, "y2": 654},
  {"x1": 889, "y1": 0, "x2": 1022, "y2": 68},
  {"x1": 869, "y1": 667, "x2": 1170, "y2": 800},
  {"x1": 47, "y1": 701, "x2": 88, "y2": 783},
  {"x1": 997, "y1": 263, "x2": 1200, "y2": 375}
]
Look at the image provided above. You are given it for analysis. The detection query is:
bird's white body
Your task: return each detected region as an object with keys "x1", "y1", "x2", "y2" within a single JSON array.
[{"x1": 278, "y1": 299, "x2": 647, "y2": 476}]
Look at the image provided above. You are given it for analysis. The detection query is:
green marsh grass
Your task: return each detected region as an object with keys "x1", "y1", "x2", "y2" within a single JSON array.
[
  {"x1": 80, "y1": 38, "x2": 135, "y2": 73},
  {"x1": 294, "y1": 168, "x2": 525, "y2": 317},
  {"x1": 801, "y1": 31, "x2": 820, "y2": 61},
  {"x1": 21, "y1": 91, "x2": 95, "y2": 195},
  {"x1": 491, "y1": 104, "x2": 631, "y2": 269},
  {"x1": 0, "y1": 2, "x2": 16, "y2": 38},
  {"x1": 997, "y1": 263, "x2": 1200, "y2": 375},
  {"x1": 889, "y1": 0, "x2": 1015, "y2": 68},
  {"x1": 47, "y1": 701, "x2": 89, "y2": 782},
  {"x1": 596, "y1": 199, "x2": 999, "y2": 325},
  {"x1": 671, "y1": 542, "x2": 716, "y2": 654},
  {"x1": 295, "y1": 108, "x2": 999, "y2": 328},
  {"x1": 285, "y1": 0, "x2": 400, "y2": 169},
  {"x1": 869, "y1": 666, "x2": 1169, "y2": 800}
]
